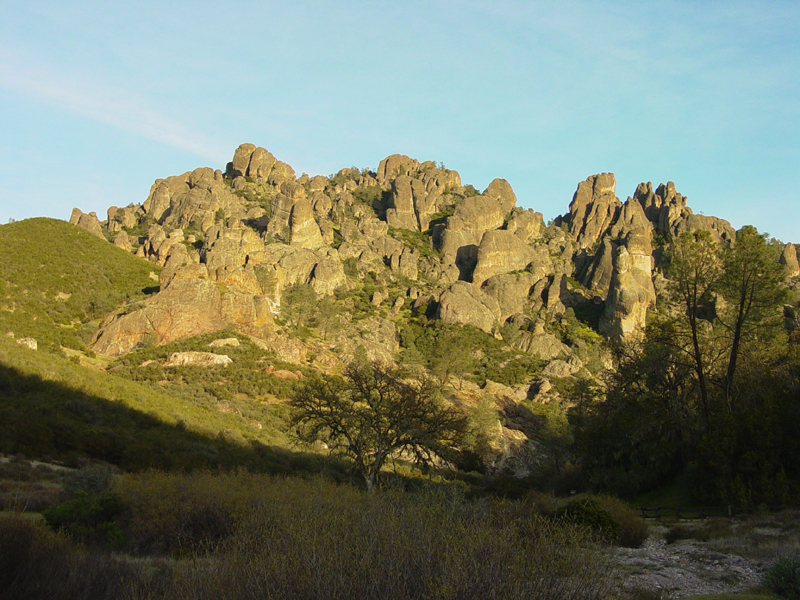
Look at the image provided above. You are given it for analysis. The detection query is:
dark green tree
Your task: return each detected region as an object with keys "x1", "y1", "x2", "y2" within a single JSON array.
[
  {"x1": 717, "y1": 226, "x2": 787, "y2": 408},
  {"x1": 280, "y1": 283, "x2": 316, "y2": 329},
  {"x1": 664, "y1": 230, "x2": 721, "y2": 430}
]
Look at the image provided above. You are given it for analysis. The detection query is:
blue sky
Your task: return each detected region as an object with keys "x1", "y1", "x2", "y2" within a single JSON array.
[{"x1": 1, "y1": 1, "x2": 798, "y2": 242}]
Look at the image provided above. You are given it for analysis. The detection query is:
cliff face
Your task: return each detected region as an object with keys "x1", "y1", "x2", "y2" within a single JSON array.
[{"x1": 74, "y1": 144, "x2": 796, "y2": 362}]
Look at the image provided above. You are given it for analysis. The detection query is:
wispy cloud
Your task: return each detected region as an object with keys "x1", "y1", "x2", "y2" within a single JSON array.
[{"x1": 0, "y1": 46, "x2": 228, "y2": 164}]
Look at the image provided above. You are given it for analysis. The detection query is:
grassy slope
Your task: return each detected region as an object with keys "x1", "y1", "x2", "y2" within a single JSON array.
[
  {"x1": 0, "y1": 334, "x2": 306, "y2": 469},
  {"x1": 0, "y1": 219, "x2": 338, "y2": 473},
  {"x1": 0, "y1": 218, "x2": 160, "y2": 353}
]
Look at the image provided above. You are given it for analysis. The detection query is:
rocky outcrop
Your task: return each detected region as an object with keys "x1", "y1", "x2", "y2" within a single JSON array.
[
  {"x1": 386, "y1": 175, "x2": 424, "y2": 231},
  {"x1": 290, "y1": 199, "x2": 324, "y2": 249},
  {"x1": 483, "y1": 178, "x2": 517, "y2": 215},
  {"x1": 566, "y1": 173, "x2": 621, "y2": 250},
  {"x1": 164, "y1": 351, "x2": 233, "y2": 367},
  {"x1": 16, "y1": 337, "x2": 37, "y2": 350},
  {"x1": 69, "y1": 209, "x2": 105, "y2": 239},
  {"x1": 472, "y1": 230, "x2": 536, "y2": 287},
  {"x1": 439, "y1": 195, "x2": 506, "y2": 280},
  {"x1": 599, "y1": 230, "x2": 656, "y2": 341},
  {"x1": 92, "y1": 275, "x2": 274, "y2": 357},
  {"x1": 506, "y1": 209, "x2": 544, "y2": 244},
  {"x1": 634, "y1": 181, "x2": 735, "y2": 244},
  {"x1": 481, "y1": 273, "x2": 538, "y2": 323},
  {"x1": 779, "y1": 243, "x2": 799, "y2": 277},
  {"x1": 81, "y1": 143, "x2": 772, "y2": 377},
  {"x1": 437, "y1": 281, "x2": 501, "y2": 333},
  {"x1": 209, "y1": 338, "x2": 240, "y2": 348}
]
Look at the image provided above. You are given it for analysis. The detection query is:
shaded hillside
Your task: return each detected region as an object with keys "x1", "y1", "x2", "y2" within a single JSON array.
[{"x1": 0, "y1": 334, "x2": 338, "y2": 475}]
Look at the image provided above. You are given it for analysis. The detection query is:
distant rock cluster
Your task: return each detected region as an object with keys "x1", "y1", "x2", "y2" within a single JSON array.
[{"x1": 67, "y1": 144, "x2": 798, "y2": 364}]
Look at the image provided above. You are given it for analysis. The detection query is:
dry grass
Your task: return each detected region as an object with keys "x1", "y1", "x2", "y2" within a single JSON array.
[
  {"x1": 659, "y1": 509, "x2": 800, "y2": 561},
  {"x1": 2, "y1": 472, "x2": 623, "y2": 599}
]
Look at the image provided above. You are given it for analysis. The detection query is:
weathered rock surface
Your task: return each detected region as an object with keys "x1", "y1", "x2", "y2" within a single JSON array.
[
  {"x1": 290, "y1": 198, "x2": 325, "y2": 249},
  {"x1": 437, "y1": 281, "x2": 501, "y2": 333},
  {"x1": 164, "y1": 351, "x2": 233, "y2": 367},
  {"x1": 82, "y1": 144, "x2": 775, "y2": 367},
  {"x1": 780, "y1": 242, "x2": 800, "y2": 277},
  {"x1": 472, "y1": 230, "x2": 536, "y2": 287},
  {"x1": 69, "y1": 209, "x2": 105, "y2": 239},
  {"x1": 599, "y1": 230, "x2": 656, "y2": 341},
  {"x1": 566, "y1": 173, "x2": 621, "y2": 250},
  {"x1": 483, "y1": 178, "x2": 517, "y2": 215},
  {"x1": 92, "y1": 276, "x2": 274, "y2": 356}
]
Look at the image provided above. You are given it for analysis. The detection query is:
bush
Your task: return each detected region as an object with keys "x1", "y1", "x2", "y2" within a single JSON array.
[
  {"x1": 0, "y1": 515, "x2": 165, "y2": 600},
  {"x1": 765, "y1": 555, "x2": 800, "y2": 600},
  {"x1": 556, "y1": 494, "x2": 649, "y2": 548},
  {"x1": 42, "y1": 491, "x2": 124, "y2": 547},
  {"x1": 63, "y1": 464, "x2": 115, "y2": 497}
]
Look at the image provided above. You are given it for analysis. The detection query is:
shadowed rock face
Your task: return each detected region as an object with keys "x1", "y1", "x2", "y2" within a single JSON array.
[{"x1": 75, "y1": 144, "x2": 789, "y2": 359}]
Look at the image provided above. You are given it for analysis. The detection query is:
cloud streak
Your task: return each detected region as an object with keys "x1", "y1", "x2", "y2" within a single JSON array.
[{"x1": 0, "y1": 47, "x2": 228, "y2": 165}]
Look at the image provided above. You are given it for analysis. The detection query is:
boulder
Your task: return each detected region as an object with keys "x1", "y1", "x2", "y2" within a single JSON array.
[
  {"x1": 209, "y1": 338, "x2": 240, "y2": 348},
  {"x1": 228, "y1": 143, "x2": 256, "y2": 178},
  {"x1": 481, "y1": 272, "x2": 538, "y2": 324},
  {"x1": 483, "y1": 178, "x2": 517, "y2": 215},
  {"x1": 472, "y1": 230, "x2": 536, "y2": 287},
  {"x1": 506, "y1": 209, "x2": 544, "y2": 243},
  {"x1": 74, "y1": 211, "x2": 105, "y2": 239},
  {"x1": 290, "y1": 198, "x2": 325, "y2": 249},
  {"x1": 16, "y1": 337, "x2": 37, "y2": 350},
  {"x1": 164, "y1": 352, "x2": 233, "y2": 367},
  {"x1": 437, "y1": 281, "x2": 501, "y2": 333},
  {"x1": 517, "y1": 329, "x2": 569, "y2": 360},
  {"x1": 113, "y1": 231, "x2": 133, "y2": 252},
  {"x1": 310, "y1": 257, "x2": 346, "y2": 295},
  {"x1": 377, "y1": 154, "x2": 420, "y2": 184}
]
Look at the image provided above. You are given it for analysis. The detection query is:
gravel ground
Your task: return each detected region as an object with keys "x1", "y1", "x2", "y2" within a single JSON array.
[{"x1": 613, "y1": 533, "x2": 771, "y2": 598}]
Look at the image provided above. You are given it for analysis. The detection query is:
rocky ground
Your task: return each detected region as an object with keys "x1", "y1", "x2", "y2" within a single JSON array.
[{"x1": 612, "y1": 519, "x2": 800, "y2": 599}]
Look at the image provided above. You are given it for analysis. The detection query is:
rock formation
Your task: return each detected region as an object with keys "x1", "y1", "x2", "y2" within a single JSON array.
[{"x1": 67, "y1": 143, "x2": 792, "y2": 364}]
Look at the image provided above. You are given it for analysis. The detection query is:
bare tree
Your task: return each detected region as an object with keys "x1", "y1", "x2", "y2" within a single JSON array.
[{"x1": 290, "y1": 361, "x2": 468, "y2": 491}]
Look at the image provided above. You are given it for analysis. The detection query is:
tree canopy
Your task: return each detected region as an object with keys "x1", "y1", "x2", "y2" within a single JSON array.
[{"x1": 290, "y1": 361, "x2": 468, "y2": 491}]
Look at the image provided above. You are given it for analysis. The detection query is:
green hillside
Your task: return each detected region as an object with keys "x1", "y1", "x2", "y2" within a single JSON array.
[{"x1": 0, "y1": 218, "x2": 160, "y2": 353}]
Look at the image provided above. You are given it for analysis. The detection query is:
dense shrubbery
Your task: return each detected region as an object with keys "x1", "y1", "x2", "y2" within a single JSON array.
[
  {"x1": 0, "y1": 336, "x2": 353, "y2": 477},
  {"x1": 399, "y1": 320, "x2": 544, "y2": 387},
  {"x1": 555, "y1": 494, "x2": 648, "y2": 548},
  {"x1": 19, "y1": 473, "x2": 619, "y2": 599},
  {"x1": 0, "y1": 515, "x2": 171, "y2": 600},
  {"x1": 765, "y1": 555, "x2": 800, "y2": 600}
]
